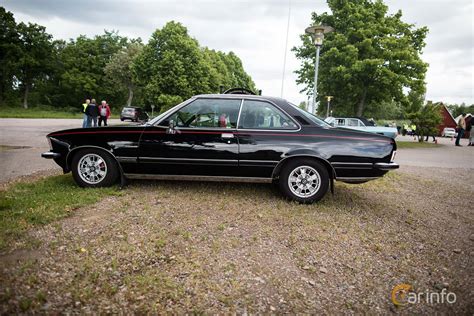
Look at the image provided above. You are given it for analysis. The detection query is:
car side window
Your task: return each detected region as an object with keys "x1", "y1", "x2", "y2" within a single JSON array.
[
  {"x1": 348, "y1": 119, "x2": 359, "y2": 127},
  {"x1": 336, "y1": 118, "x2": 345, "y2": 126},
  {"x1": 358, "y1": 120, "x2": 366, "y2": 127},
  {"x1": 166, "y1": 99, "x2": 241, "y2": 128},
  {"x1": 238, "y1": 100, "x2": 298, "y2": 130}
]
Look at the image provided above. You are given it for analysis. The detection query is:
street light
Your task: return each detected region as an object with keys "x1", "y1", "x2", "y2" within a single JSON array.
[
  {"x1": 305, "y1": 24, "x2": 334, "y2": 114},
  {"x1": 326, "y1": 96, "x2": 334, "y2": 118}
]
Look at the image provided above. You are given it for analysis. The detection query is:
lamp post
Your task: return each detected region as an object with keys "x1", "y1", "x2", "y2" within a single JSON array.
[
  {"x1": 326, "y1": 96, "x2": 333, "y2": 118},
  {"x1": 305, "y1": 24, "x2": 334, "y2": 114}
]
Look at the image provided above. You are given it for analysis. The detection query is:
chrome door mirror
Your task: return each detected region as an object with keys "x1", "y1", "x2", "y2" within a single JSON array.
[{"x1": 167, "y1": 119, "x2": 176, "y2": 134}]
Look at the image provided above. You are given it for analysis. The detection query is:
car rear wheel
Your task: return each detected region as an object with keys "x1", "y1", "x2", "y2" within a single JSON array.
[
  {"x1": 71, "y1": 149, "x2": 119, "y2": 187},
  {"x1": 279, "y1": 159, "x2": 329, "y2": 204}
]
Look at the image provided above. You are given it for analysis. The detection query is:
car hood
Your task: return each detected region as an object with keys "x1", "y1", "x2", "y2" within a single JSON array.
[{"x1": 47, "y1": 125, "x2": 146, "y2": 138}]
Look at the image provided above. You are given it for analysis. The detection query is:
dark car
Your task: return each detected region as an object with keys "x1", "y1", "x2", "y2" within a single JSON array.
[
  {"x1": 120, "y1": 106, "x2": 149, "y2": 122},
  {"x1": 42, "y1": 94, "x2": 398, "y2": 203}
]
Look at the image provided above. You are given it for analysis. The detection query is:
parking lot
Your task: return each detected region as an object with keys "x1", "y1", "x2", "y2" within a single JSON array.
[{"x1": 0, "y1": 119, "x2": 472, "y2": 313}]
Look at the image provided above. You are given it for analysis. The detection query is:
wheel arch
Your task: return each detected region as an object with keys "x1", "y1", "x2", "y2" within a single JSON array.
[
  {"x1": 272, "y1": 154, "x2": 336, "y2": 180},
  {"x1": 66, "y1": 146, "x2": 125, "y2": 185}
]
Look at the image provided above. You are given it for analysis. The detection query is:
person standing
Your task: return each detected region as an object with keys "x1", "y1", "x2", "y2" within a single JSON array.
[
  {"x1": 455, "y1": 113, "x2": 466, "y2": 147},
  {"x1": 82, "y1": 99, "x2": 90, "y2": 128},
  {"x1": 466, "y1": 116, "x2": 473, "y2": 146},
  {"x1": 85, "y1": 99, "x2": 99, "y2": 127},
  {"x1": 98, "y1": 100, "x2": 111, "y2": 126}
]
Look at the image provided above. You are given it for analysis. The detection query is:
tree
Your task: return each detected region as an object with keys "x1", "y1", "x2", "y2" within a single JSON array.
[
  {"x1": 58, "y1": 31, "x2": 129, "y2": 108},
  {"x1": 293, "y1": 0, "x2": 428, "y2": 117},
  {"x1": 0, "y1": 7, "x2": 21, "y2": 106},
  {"x1": 105, "y1": 42, "x2": 143, "y2": 107},
  {"x1": 407, "y1": 102, "x2": 442, "y2": 142},
  {"x1": 134, "y1": 21, "x2": 256, "y2": 112},
  {"x1": 134, "y1": 21, "x2": 214, "y2": 111},
  {"x1": 16, "y1": 22, "x2": 54, "y2": 109},
  {"x1": 446, "y1": 103, "x2": 474, "y2": 118}
]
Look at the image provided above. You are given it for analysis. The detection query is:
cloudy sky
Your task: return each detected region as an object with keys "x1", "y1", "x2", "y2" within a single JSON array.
[{"x1": 3, "y1": 0, "x2": 473, "y2": 105}]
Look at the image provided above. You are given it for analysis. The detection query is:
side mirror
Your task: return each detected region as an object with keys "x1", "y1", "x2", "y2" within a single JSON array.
[{"x1": 167, "y1": 120, "x2": 176, "y2": 134}]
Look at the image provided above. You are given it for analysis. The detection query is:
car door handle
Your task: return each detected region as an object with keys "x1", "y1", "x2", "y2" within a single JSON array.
[{"x1": 221, "y1": 133, "x2": 234, "y2": 139}]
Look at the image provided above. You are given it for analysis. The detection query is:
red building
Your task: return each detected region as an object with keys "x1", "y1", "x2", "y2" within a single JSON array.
[{"x1": 437, "y1": 103, "x2": 457, "y2": 136}]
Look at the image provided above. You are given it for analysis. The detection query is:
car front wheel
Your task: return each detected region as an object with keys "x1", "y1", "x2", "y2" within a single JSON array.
[
  {"x1": 279, "y1": 159, "x2": 330, "y2": 204},
  {"x1": 71, "y1": 149, "x2": 119, "y2": 187}
]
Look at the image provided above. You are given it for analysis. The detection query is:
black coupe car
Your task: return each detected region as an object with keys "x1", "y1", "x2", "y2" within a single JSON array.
[{"x1": 42, "y1": 94, "x2": 398, "y2": 203}]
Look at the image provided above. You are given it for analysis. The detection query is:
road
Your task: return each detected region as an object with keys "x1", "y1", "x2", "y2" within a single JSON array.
[
  {"x1": 0, "y1": 119, "x2": 472, "y2": 183},
  {"x1": 0, "y1": 118, "x2": 127, "y2": 183}
]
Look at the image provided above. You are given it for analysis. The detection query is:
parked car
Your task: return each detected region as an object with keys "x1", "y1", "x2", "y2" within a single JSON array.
[
  {"x1": 441, "y1": 127, "x2": 456, "y2": 138},
  {"x1": 42, "y1": 94, "x2": 398, "y2": 203},
  {"x1": 325, "y1": 117, "x2": 398, "y2": 139},
  {"x1": 120, "y1": 107, "x2": 149, "y2": 122}
]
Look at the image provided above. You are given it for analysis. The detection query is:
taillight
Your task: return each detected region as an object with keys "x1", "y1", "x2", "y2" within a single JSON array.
[{"x1": 391, "y1": 150, "x2": 397, "y2": 162}]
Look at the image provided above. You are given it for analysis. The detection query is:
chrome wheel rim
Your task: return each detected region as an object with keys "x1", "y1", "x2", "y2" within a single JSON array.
[
  {"x1": 78, "y1": 153, "x2": 107, "y2": 185},
  {"x1": 288, "y1": 165, "x2": 321, "y2": 198}
]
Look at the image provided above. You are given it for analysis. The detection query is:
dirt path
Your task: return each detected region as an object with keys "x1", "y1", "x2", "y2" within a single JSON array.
[{"x1": 1, "y1": 166, "x2": 472, "y2": 314}]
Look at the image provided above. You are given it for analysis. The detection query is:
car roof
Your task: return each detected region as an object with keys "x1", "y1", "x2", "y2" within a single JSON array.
[{"x1": 195, "y1": 94, "x2": 287, "y2": 105}]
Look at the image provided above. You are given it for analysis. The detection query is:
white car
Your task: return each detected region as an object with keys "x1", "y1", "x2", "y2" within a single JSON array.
[
  {"x1": 325, "y1": 117, "x2": 398, "y2": 139},
  {"x1": 441, "y1": 127, "x2": 456, "y2": 137}
]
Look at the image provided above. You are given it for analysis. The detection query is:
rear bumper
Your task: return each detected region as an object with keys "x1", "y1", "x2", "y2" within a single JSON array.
[
  {"x1": 41, "y1": 152, "x2": 61, "y2": 159},
  {"x1": 373, "y1": 162, "x2": 399, "y2": 170}
]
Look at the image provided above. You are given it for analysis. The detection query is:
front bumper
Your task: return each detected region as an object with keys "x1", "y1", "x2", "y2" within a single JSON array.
[
  {"x1": 373, "y1": 162, "x2": 399, "y2": 170},
  {"x1": 41, "y1": 152, "x2": 61, "y2": 159}
]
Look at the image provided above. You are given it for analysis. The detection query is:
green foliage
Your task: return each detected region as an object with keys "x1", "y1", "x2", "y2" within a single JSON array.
[
  {"x1": 58, "y1": 31, "x2": 129, "y2": 109},
  {"x1": 0, "y1": 7, "x2": 21, "y2": 106},
  {"x1": 407, "y1": 102, "x2": 442, "y2": 142},
  {"x1": 134, "y1": 21, "x2": 256, "y2": 112},
  {"x1": 0, "y1": 174, "x2": 122, "y2": 250},
  {"x1": 16, "y1": 21, "x2": 54, "y2": 109},
  {"x1": 293, "y1": 0, "x2": 429, "y2": 118},
  {"x1": 105, "y1": 41, "x2": 144, "y2": 106},
  {"x1": 0, "y1": 8, "x2": 255, "y2": 113},
  {"x1": 445, "y1": 103, "x2": 474, "y2": 118}
]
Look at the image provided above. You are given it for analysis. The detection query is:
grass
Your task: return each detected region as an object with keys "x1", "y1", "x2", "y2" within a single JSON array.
[
  {"x1": 0, "y1": 170, "x2": 472, "y2": 313},
  {"x1": 0, "y1": 174, "x2": 123, "y2": 251},
  {"x1": 0, "y1": 106, "x2": 120, "y2": 119},
  {"x1": 396, "y1": 141, "x2": 440, "y2": 149},
  {"x1": 0, "y1": 106, "x2": 83, "y2": 119}
]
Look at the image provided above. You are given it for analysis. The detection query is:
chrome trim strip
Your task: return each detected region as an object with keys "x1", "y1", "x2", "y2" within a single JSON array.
[
  {"x1": 236, "y1": 98, "x2": 244, "y2": 129},
  {"x1": 331, "y1": 162, "x2": 374, "y2": 169},
  {"x1": 116, "y1": 157, "x2": 138, "y2": 163},
  {"x1": 373, "y1": 162, "x2": 399, "y2": 170},
  {"x1": 124, "y1": 174, "x2": 272, "y2": 183},
  {"x1": 41, "y1": 152, "x2": 61, "y2": 159},
  {"x1": 139, "y1": 157, "x2": 238, "y2": 164},
  {"x1": 336, "y1": 176, "x2": 380, "y2": 183},
  {"x1": 239, "y1": 160, "x2": 278, "y2": 166}
]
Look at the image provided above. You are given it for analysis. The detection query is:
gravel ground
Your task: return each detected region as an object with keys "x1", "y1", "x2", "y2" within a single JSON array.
[{"x1": 0, "y1": 166, "x2": 472, "y2": 314}]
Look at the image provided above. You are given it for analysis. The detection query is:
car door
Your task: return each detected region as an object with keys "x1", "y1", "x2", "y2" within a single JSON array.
[
  {"x1": 236, "y1": 99, "x2": 300, "y2": 178},
  {"x1": 137, "y1": 98, "x2": 242, "y2": 176}
]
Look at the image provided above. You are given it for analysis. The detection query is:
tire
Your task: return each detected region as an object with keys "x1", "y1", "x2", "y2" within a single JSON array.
[
  {"x1": 120, "y1": 118, "x2": 124, "y2": 121},
  {"x1": 71, "y1": 148, "x2": 119, "y2": 187},
  {"x1": 278, "y1": 158, "x2": 330, "y2": 204}
]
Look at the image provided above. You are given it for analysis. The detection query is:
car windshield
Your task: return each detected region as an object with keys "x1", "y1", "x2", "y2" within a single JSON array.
[{"x1": 287, "y1": 102, "x2": 331, "y2": 127}]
